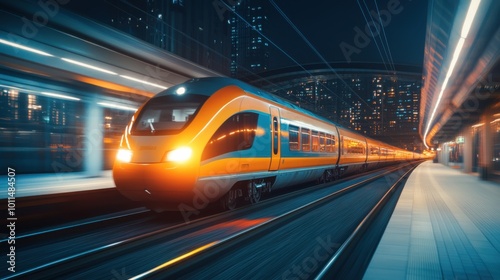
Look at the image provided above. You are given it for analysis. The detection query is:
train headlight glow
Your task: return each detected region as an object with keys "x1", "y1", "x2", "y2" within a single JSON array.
[
  {"x1": 176, "y1": 87, "x2": 186, "y2": 95},
  {"x1": 116, "y1": 149, "x2": 133, "y2": 163},
  {"x1": 165, "y1": 147, "x2": 192, "y2": 162}
]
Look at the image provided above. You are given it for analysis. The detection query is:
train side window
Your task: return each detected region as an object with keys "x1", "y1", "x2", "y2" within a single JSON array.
[
  {"x1": 344, "y1": 138, "x2": 365, "y2": 155},
  {"x1": 326, "y1": 134, "x2": 334, "y2": 152},
  {"x1": 370, "y1": 145, "x2": 380, "y2": 155},
  {"x1": 359, "y1": 141, "x2": 367, "y2": 154},
  {"x1": 289, "y1": 125, "x2": 300, "y2": 151},
  {"x1": 387, "y1": 149, "x2": 395, "y2": 158},
  {"x1": 201, "y1": 112, "x2": 259, "y2": 161},
  {"x1": 132, "y1": 94, "x2": 208, "y2": 135},
  {"x1": 342, "y1": 138, "x2": 348, "y2": 155},
  {"x1": 319, "y1": 132, "x2": 326, "y2": 152},
  {"x1": 301, "y1": 128, "x2": 310, "y2": 152},
  {"x1": 311, "y1": 131, "x2": 319, "y2": 152}
]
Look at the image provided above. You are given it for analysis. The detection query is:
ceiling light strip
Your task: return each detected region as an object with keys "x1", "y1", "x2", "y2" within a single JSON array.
[
  {"x1": 0, "y1": 38, "x2": 53, "y2": 57},
  {"x1": 41, "y1": 91, "x2": 80, "y2": 101},
  {"x1": 120, "y1": 75, "x2": 167, "y2": 89},
  {"x1": 97, "y1": 102, "x2": 137, "y2": 112},
  {"x1": 61, "y1": 58, "x2": 118, "y2": 75},
  {"x1": 423, "y1": 0, "x2": 482, "y2": 149}
]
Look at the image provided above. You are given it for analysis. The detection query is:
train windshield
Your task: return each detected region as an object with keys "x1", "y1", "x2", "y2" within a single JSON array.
[{"x1": 132, "y1": 94, "x2": 208, "y2": 135}]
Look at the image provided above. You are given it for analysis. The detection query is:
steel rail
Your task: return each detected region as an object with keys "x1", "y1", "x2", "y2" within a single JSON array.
[{"x1": 134, "y1": 163, "x2": 418, "y2": 279}]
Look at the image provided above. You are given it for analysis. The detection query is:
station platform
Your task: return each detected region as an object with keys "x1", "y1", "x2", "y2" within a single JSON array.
[
  {"x1": 364, "y1": 161, "x2": 500, "y2": 279},
  {"x1": 0, "y1": 170, "x2": 114, "y2": 199}
]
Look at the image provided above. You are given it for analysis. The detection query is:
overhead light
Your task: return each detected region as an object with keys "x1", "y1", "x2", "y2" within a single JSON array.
[
  {"x1": 61, "y1": 58, "x2": 117, "y2": 75},
  {"x1": 461, "y1": 0, "x2": 482, "y2": 38},
  {"x1": 41, "y1": 92, "x2": 80, "y2": 101},
  {"x1": 423, "y1": 38, "x2": 465, "y2": 149},
  {"x1": 423, "y1": 0, "x2": 482, "y2": 149},
  {"x1": 98, "y1": 102, "x2": 137, "y2": 111},
  {"x1": 120, "y1": 75, "x2": 167, "y2": 89},
  {"x1": 446, "y1": 38, "x2": 465, "y2": 81},
  {"x1": 0, "y1": 38, "x2": 53, "y2": 57}
]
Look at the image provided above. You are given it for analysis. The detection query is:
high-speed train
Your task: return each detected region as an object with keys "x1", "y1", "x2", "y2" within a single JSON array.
[{"x1": 113, "y1": 77, "x2": 424, "y2": 211}]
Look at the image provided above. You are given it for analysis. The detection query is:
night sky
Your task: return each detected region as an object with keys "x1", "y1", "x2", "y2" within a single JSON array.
[
  {"x1": 266, "y1": 0, "x2": 428, "y2": 69},
  {"x1": 63, "y1": 0, "x2": 428, "y2": 71}
]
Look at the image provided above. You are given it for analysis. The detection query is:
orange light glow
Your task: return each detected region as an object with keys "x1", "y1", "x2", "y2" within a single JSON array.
[
  {"x1": 220, "y1": 218, "x2": 271, "y2": 230},
  {"x1": 129, "y1": 241, "x2": 218, "y2": 280},
  {"x1": 116, "y1": 149, "x2": 133, "y2": 163},
  {"x1": 74, "y1": 76, "x2": 154, "y2": 98},
  {"x1": 197, "y1": 217, "x2": 272, "y2": 235},
  {"x1": 165, "y1": 147, "x2": 192, "y2": 162}
]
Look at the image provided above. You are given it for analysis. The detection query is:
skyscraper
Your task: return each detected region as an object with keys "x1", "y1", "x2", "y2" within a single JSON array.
[
  {"x1": 230, "y1": 0, "x2": 270, "y2": 78},
  {"x1": 68, "y1": 0, "x2": 232, "y2": 75}
]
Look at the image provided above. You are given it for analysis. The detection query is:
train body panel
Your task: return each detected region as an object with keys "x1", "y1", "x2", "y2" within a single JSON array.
[
  {"x1": 113, "y1": 77, "x2": 424, "y2": 211},
  {"x1": 366, "y1": 139, "x2": 382, "y2": 169},
  {"x1": 335, "y1": 127, "x2": 368, "y2": 176}
]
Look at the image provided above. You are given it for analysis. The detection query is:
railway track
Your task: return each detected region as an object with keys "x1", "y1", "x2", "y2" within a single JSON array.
[
  {"x1": 145, "y1": 162, "x2": 418, "y2": 279},
  {"x1": 1, "y1": 208, "x2": 150, "y2": 241},
  {"x1": 3, "y1": 162, "x2": 421, "y2": 279}
]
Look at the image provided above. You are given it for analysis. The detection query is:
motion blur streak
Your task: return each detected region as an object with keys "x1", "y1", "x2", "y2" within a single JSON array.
[
  {"x1": 129, "y1": 241, "x2": 218, "y2": 280},
  {"x1": 197, "y1": 218, "x2": 273, "y2": 235}
]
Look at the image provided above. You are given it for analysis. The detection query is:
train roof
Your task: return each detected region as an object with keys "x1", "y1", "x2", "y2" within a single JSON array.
[
  {"x1": 156, "y1": 77, "x2": 334, "y2": 125},
  {"x1": 156, "y1": 77, "x2": 412, "y2": 153}
]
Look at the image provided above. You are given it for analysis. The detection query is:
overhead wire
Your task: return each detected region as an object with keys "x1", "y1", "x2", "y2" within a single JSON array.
[
  {"x1": 363, "y1": 0, "x2": 394, "y2": 72},
  {"x1": 266, "y1": 0, "x2": 374, "y2": 110},
  {"x1": 112, "y1": 0, "x2": 388, "y2": 126},
  {"x1": 373, "y1": 0, "x2": 397, "y2": 71},
  {"x1": 219, "y1": 1, "x2": 327, "y2": 112},
  {"x1": 220, "y1": 0, "x2": 356, "y2": 120},
  {"x1": 357, "y1": 0, "x2": 391, "y2": 72},
  {"x1": 111, "y1": 0, "x2": 293, "y2": 97}
]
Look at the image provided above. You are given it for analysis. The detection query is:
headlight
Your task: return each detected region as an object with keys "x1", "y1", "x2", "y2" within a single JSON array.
[
  {"x1": 116, "y1": 149, "x2": 133, "y2": 163},
  {"x1": 165, "y1": 147, "x2": 192, "y2": 162}
]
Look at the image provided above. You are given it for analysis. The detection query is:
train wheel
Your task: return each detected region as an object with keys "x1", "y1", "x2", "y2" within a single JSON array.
[
  {"x1": 221, "y1": 189, "x2": 238, "y2": 210},
  {"x1": 319, "y1": 169, "x2": 334, "y2": 183},
  {"x1": 318, "y1": 172, "x2": 326, "y2": 184},
  {"x1": 248, "y1": 181, "x2": 262, "y2": 204},
  {"x1": 326, "y1": 169, "x2": 334, "y2": 182},
  {"x1": 333, "y1": 169, "x2": 340, "y2": 181}
]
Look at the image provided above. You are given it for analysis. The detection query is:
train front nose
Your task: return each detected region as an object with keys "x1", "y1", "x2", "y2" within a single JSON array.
[
  {"x1": 112, "y1": 146, "x2": 199, "y2": 211},
  {"x1": 112, "y1": 90, "x2": 211, "y2": 210}
]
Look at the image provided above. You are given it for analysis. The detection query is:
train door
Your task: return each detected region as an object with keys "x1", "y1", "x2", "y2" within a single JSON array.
[
  {"x1": 269, "y1": 107, "x2": 281, "y2": 171},
  {"x1": 339, "y1": 135, "x2": 344, "y2": 156}
]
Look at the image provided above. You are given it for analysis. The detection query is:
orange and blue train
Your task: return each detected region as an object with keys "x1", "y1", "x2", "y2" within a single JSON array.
[{"x1": 113, "y1": 77, "x2": 423, "y2": 211}]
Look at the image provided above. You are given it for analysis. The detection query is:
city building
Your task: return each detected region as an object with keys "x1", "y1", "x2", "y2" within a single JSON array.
[
  {"x1": 66, "y1": 0, "x2": 272, "y2": 78},
  {"x1": 247, "y1": 63, "x2": 423, "y2": 151},
  {"x1": 230, "y1": 0, "x2": 270, "y2": 78},
  {"x1": 65, "y1": 0, "x2": 233, "y2": 76}
]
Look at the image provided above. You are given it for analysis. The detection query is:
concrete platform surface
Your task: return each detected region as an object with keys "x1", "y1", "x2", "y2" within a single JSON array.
[{"x1": 364, "y1": 161, "x2": 500, "y2": 279}]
